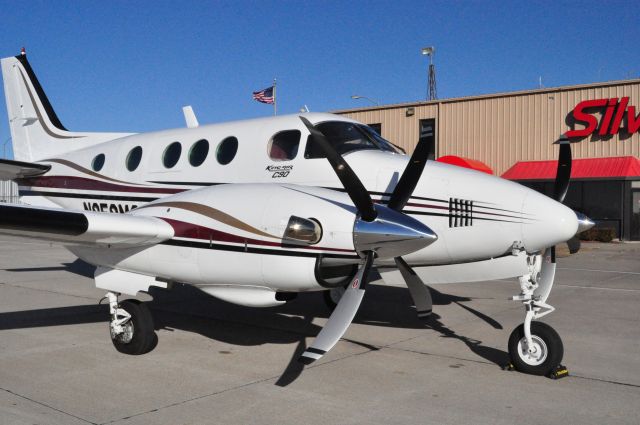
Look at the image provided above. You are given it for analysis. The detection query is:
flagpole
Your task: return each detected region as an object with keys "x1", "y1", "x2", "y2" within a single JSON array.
[{"x1": 273, "y1": 78, "x2": 277, "y2": 116}]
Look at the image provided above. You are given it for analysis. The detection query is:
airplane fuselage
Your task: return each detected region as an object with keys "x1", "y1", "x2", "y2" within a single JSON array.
[{"x1": 14, "y1": 113, "x2": 578, "y2": 296}]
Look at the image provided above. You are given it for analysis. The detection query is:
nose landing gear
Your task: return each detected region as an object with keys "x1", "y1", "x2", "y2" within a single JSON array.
[
  {"x1": 508, "y1": 254, "x2": 564, "y2": 376},
  {"x1": 105, "y1": 292, "x2": 156, "y2": 355}
]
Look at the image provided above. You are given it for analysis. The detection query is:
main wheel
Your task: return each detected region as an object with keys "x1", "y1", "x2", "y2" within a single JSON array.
[
  {"x1": 508, "y1": 321, "x2": 563, "y2": 376},
  {"x1": 110, "y1": 299, "x2": 156, "y2": 355},
  {"x1": 323, "y1": 286, "x2": 347, "y2": 311}
]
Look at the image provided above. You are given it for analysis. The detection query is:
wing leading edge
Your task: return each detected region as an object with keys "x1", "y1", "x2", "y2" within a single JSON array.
[{"x1": 0, "y1": 204, "x2": 173, "y2": 247}]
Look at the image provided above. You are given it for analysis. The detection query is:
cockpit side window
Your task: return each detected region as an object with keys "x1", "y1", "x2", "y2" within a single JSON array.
[
  {"x1": 304, "y1": 121, "x2": 399, "y2": 158},
  {"x1": 268, "y1": 130, "x2": 300, "y2": 161}
]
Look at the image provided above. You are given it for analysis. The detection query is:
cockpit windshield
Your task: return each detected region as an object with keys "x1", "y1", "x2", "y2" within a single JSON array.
[{"x1": 304, "y1": 121, "x2": 402, "y2": 158}]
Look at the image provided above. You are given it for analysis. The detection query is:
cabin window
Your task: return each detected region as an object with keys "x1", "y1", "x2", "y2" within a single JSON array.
[
  {"x1": 189, "y1": 139, "x2": 209, "y2": 167},
  {"x1": 126, "y1": 146, "x2": 143, "y2": 171},
  {"x1": 216, "y1": 137, "x2": 238, "y2": 165},
  {"x1": 92, "y1": 153, "x2": 105, "y2": 172},
  {"x1": 268, "y1": 130, "x2": 300, "y2": 161},
  {"x1": 163, "y1": 141, "x2": 182, "y2": 169}
]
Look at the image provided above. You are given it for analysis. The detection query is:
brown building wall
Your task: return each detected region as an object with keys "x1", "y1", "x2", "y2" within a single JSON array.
[{"x1": 336, "y1": 80, "x2": 640, "y2": 175}]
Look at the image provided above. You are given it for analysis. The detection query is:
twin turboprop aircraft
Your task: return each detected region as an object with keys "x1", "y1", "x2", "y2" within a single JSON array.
[{"x1": 0, "y1": 52, "x2": 594, "y2": 375}]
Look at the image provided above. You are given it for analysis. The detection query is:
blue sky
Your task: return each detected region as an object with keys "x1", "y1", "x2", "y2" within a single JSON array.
[{"x1": 0, "y1": 1, "x2": 638, "y2": 158}]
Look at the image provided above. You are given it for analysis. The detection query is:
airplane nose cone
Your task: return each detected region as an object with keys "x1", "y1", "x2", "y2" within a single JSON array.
[
  {"x1": 575, "y1": 211, "x2": 595, "y2": 234},
  {"x1": 521, "y1": 190, "x2": 579, "y2": 252},
  {"x1": 353, "y1": 205, "x2": 437, "y2": 259}
]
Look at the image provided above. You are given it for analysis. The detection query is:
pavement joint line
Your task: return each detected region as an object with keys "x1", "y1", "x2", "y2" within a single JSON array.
[
  {"x1": 557, "y1": 267, "x2": 640, "y2": 275},
  {"x1": 384, "y1": 346, "x2": 640, "y2": 388},
  {"x1": 558, "y1": 284, "x2": 640, "y2": 292},
  {"x1": 100, "y1": 373, "x2": 281, "y2": 425},
  {"x1": 0, "y1": 386, "x2": 97, "y2": 425},
  {"x1": 384, "y1": 344, "x2": 498, "y2": 367},
  {"x1": 569, "y1": 374, "x2": 640, "y2": 388},
  {"x1": 0, "y1": 281, "x2": 97, "y2": 301}
]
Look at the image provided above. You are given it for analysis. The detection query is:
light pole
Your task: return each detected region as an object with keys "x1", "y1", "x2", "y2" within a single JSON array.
[
  {"x1": 421, "y1": 46, "x2": 437, "y2": 100},
  {"x1": 350, "y1": 95, "x2": 379, "y2": 106}
]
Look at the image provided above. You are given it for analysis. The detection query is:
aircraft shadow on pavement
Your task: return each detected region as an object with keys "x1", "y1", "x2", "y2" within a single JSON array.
[{"x1": 0, "y1": 261, "x2": 508, "y2": 386}]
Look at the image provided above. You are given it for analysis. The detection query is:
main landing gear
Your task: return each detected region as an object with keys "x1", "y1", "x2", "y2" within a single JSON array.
[
  {"x1": 105, "y1": 292, "x2": 156, "y2": 355},
  {"x1": 508, "y1": 255, "x2": 564, "y2": 376}
]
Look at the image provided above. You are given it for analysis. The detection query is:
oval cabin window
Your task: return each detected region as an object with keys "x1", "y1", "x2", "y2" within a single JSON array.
[
  {"x1": 216, "y1": 137, "x2": 238, "y2": 165},
  {"x1": 189, "y1": 139, "x2": 209, "y2": 167},
  {"x1": 163, "y1": 141, "x2": 182, "y2": 169},
  {"x1": 126, "y1": 146, "x2": 143, "y2": 171}
]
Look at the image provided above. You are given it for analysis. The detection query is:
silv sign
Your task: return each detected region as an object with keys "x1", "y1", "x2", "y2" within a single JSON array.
[{"x1": 567, "y1": 97, "x2": 640, "y2": 138}]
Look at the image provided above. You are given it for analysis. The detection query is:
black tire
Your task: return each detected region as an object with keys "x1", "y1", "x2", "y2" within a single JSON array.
[
  {"x1": 508, "y1": 321, "x2": 563, "y2": 376},
  {"x1": 323, "y1": 286, "x2": 347, "y2": 311},
  {"x1": 110, "y1": 299, "x2": 156, "y2": 355}
]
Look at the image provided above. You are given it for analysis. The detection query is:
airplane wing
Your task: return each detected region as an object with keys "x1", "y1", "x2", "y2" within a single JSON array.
[
  {"x1": 0, "y1": 204, "x2": 173, "y2": 247},
  {"x1": 0, "y1": 158, "x2": 50, "y2": 180}
]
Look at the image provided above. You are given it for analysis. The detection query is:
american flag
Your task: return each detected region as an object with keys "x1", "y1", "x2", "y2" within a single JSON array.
[{"x1": 252, "y1": 86, "x2": 274, "y2": 104}]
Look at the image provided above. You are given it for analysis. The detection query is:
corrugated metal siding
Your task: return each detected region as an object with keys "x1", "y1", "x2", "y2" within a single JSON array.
[
  {"x1": 338, "y1": 81, "x2": 640, "y2": 176},
  {"x1": 0, "y1": 180, "x2": 19, "y2": 204}
]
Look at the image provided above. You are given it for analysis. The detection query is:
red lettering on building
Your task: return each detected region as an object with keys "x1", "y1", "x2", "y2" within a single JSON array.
[{"x1": 566, "y1": 97, "x2": 640, "y2": 138}]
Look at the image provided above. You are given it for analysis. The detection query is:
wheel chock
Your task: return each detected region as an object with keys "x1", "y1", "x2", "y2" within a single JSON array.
[
  {"x1": 548, "y1": 364, "x2": 569, "y2": 380},
  {"x1": 502, "y1": 363, "x2": 515, "y2": 371}
]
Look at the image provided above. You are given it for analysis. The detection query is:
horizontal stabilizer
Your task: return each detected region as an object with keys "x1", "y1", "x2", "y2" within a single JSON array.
[
  {"x1": 0, "y1": 204, "x2": 173, "y2": 247},
  {"x1": 0, "y1": 158, "x2": 50, "y2": 180}
]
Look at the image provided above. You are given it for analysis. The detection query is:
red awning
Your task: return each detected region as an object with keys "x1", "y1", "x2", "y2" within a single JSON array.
[
  {"x1": 501, "y1": 156, "x2": 640, "y2": 180},
  {"x1": 436, "y1": 155, "x2": 493, "y2": 175}
]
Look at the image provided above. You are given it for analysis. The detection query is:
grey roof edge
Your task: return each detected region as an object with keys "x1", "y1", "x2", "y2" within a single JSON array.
[{"x1": 332, "y1": 78, "x2": 640, "y2": 114}]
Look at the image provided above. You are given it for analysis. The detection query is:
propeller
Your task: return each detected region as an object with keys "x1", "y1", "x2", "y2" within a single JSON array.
[
  {"x1": 300, "y1": 117, "x2": 377, "y2": 222},
  {"x1": 551, "y1": 135, "x2": 594, "y2": 255},
  {"x1": 298, "y1": 117, "x2": 438, "y2": 364},
  {"x1": 386, "y1": 124, "x2": 437, "y2": 317}
]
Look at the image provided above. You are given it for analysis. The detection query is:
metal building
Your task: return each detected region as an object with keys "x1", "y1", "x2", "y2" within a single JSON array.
[
  {"x1": 0, "y1": 180, "x2": 19, "y2": 204},
  {"x1": 335, "y1": 79, "x2": 640, "y2": 240}
]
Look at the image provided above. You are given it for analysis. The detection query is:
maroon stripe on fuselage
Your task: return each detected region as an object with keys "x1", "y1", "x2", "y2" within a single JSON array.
[
  {"x1": 15, "y1": 176, "x2": 185, "y2": 195},
  {"x1": 161, "y1": 218, "x2": 355, "y2": 253}
]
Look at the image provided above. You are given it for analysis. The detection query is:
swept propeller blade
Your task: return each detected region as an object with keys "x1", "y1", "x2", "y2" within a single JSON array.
[
  {"x1": 387, "y1": 124, "x2": 435, "y2": 212},
  {"x1": 394, "y1": 257, "x2": 432, "y2": 317},
  {"x1": 553, "y1": 137, "x2": 572, "y2": 203},
  {"x1": 299, "y1": 116, "x2": 377, "y2": 222},
  {"x1": 299, "y1": 251, "x2": 375, "y2": 364}
]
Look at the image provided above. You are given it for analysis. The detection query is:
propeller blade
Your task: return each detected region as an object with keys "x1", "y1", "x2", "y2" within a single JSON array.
[
  {"x1": 553, "y1": 137, "x2": 572, "y2": 203},
  {"x1": 299, "y1": 116, "x2": 377, "y2": 222},
  {"x1": 567, "y1": 236, "x2": 581, "y2": 254},
  {"x1": 299, "y1": 251, "x2": 375, "y2": 364},
  {"x1": 386, "y1": 124, "x2": 435, "y2": 212},
  {"x1": 394, "y1": 256, "x2": 432, "y2": 318}
]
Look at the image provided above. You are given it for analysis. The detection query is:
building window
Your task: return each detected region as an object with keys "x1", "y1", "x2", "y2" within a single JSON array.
[
  {"x1": 216, "y1": 137, "x2": 238, "y2": 165},
  {"x1": 126, "y1": 146, "x2": 143, "y2": 171},
  {"x1": 268, "y1": 130, "x2": 300, "y2": 161},
  {"x1": 163, "y1": 142, "x2": 182, "y2": 169},
  {"x1": 92, "y1": 154, "x2": 105, "y2": 172},
  {"x1": 368, "y1": 123, "x2": 382, "y2": 135},
  {"x1": 189, "y1": 139, "x2": 209, "y2": 167}
]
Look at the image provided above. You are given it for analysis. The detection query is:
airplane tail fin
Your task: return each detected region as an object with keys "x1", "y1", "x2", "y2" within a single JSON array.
[{"x1": 1, "y1": 51, "x2": 132, "y2": 162}]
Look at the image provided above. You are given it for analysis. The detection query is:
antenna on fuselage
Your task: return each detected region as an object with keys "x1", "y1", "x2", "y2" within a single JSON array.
[{"x1": 182, "y1": 105, "x2": 199, "y2": 128}]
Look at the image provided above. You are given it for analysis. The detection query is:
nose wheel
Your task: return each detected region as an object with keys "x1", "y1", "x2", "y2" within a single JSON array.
[
  {"x1": 106, "y1": 293, "x2": 156, "y2": 355},
  {"x1": 508, "y1": 321, "x2": 563, "y2": 375}
]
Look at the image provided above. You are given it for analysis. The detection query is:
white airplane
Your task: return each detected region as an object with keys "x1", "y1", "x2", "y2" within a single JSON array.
[{"x1": 0, "y1": 51, "x2": 593, "y2": 376}]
